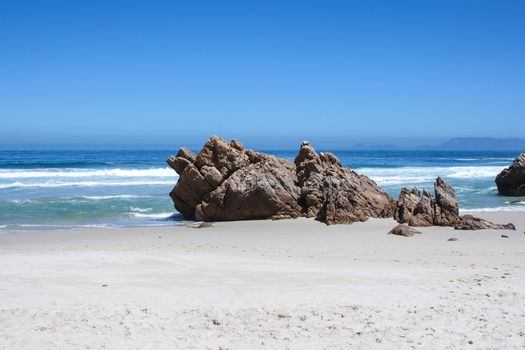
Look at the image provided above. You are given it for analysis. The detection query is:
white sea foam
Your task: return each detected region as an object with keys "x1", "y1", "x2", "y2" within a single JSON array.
[
  {"x1": 0, "y1": 223, "x2": 119, "y2": 231},
  {"x1": 357, "y1": 166, "x2": 503, "y2": 186},
  {"x1": 129, "y1": 207, "x2": 153, "y2": 213},
  {"x1": 79, "y1": 195, "x2": 150, "y2": 200},
  {"x1": 461, "y1": 205, "x2": 525, "y2": 213},
  {"x1": 128, "y1": 212, "x2": 175, "y2": 219},
  {"x1": 1, "y1": 195, "x2": 153, "y2": 203},
  {"x1": 0, "y1": 167, "x2": 176, "y2": 179},
  {"x1": 5, "y1": 199, "x2": 34, "y2": 204},
  {"x1": 0, "y1": 180, "x2": 175, "y2": 189}
]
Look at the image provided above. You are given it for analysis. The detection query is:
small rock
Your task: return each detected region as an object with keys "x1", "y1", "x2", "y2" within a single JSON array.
[
  {"x1": 447, "y1": 237, "x2": 458, "y2": 241},
  {"x1": 501, "y1": 234, "x2": 509, "y2": 238},
  {"x1": 211, "y1": 319, "x2": 220, "y2": 325},
  {"x1": 388, "y1": 224, "x2": 422, "y2": 237},
  {"x1": 102, "y1": 284, "x2": 108, "y2": 287}
]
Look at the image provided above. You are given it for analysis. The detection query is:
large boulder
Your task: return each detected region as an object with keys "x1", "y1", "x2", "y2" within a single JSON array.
[
  {"x1": 168, "y1": 137, "x2": 396, "y2": 224},
  {"x1": 168, "y1": 136, "x2": 299, "y2": 220},
  {"x1": 294, "y1": 142, "x2": 396, "y2": 225},
  {"x1": 195, "y1": 154, "x2": 302, "y2": 221},
  {"x1": 495, "y1": 154, "x2": 525, "y2": 196}
]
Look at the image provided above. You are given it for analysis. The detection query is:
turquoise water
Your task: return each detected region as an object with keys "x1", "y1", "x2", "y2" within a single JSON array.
[{"x1": 0, "y1": 150, "x2": 523, "y2": 230}]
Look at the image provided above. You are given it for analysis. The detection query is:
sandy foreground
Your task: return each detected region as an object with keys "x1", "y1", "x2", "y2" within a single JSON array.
[{"x1": 1, "y1": 212, "x2": 525, "y2": 349}]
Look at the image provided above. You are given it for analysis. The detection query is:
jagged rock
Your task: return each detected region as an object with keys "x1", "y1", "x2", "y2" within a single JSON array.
[
  {"x1": 169, "y1": 163, "x2": 213, "y2": 218},
  {"x1": 395, "y1": 177, "x2": 458, "y2": 227},
  {"x1": 434, "y1": 177, "x2": 459, "y2": 226},
  {"x1": 194, "y1": 136, "x2": 251, "y2": 178},
  {"x1": 395, "y1": 187, "x2": 421, "y2": 223},
  {"x1": 294, "y1": 142, "x2": 396, "y2": 225},
  {"x1": 195, "y1": 154, "x2": 302, "y2": 221},
  {"x1": 388, "y1": 224, "x2": 422, "y2": 237},
  {"x1": 411, "y1": 189, "x2": 435, "y2": 227},
  {"x1": 168, "y1": 136, "x2": 396, "y2": 224},
  {"x1": 167, "y1": 147, "x2": 197, "y2": 174},
  {"x1": 295, "y1": 141, "x2": 325, "y2": 218},
  {"x1": 495, "y1": 154, "x2": 525, "y2": 196},
  {"x1": 454, "y1": 214, "x2": 516, "y2": 230},
  {"x1": 230, "y1": 139, "x2": 244, "y2": 151},
  {"x1": 199, "y1": 165, "x2": 223, "y2": 188},
  {"x1": 396, "y1": 178, "x2": 510, "y2": 230},
  {"x1": 169, "y1": 138, "x2": 518, "y2": 230}
]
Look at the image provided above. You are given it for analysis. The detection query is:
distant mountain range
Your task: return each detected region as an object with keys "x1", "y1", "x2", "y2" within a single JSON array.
[
  {"x1": 348, "y1": 137, "x2": 525, "y2": 151},
  {"x1": 428, "y1": 137, "x2": 525, "y2": 151}
]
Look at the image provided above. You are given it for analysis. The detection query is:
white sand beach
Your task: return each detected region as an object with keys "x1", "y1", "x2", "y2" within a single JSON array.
[{"x1": 1, "y1": 211, "x2": 525, "y2": 349}]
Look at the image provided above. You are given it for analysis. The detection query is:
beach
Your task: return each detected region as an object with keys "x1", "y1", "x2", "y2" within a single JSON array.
[{"x1": 1, "y1": 211, "x2": 524, "y2": 349}]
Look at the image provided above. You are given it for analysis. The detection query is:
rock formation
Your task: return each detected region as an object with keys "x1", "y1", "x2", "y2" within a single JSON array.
[
  {"x1": 395, "y1": 178, "x2": 515, "y2": 230},
  {"x1": 167, "y1": 136, "x2": 395, "y2": 224},
  {"x1": 168, "y1": 136, "x2": 516, "y2": 230},
  {"x1": 388, "y1": 224, "x2": 421, "y2": 237},
  {"x1": 294, "y1": 141, "x2": 396, "y2": 224},
  {"x1": 395, "y1": 177, "x2": 458, "y2": 227},
  {"x1": 453, "y1": 214, "x2": 516, "y2": 230},
  {"x1": 495, "y1": 153, "x2": 525, "y2": 196},
  {"x1": 169, "y1": 136, "x2": 302, "y2": 221}
]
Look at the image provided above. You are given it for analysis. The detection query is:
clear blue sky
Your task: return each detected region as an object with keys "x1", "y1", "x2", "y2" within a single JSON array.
[{"x1": 1, "y1": 0, "x2": 524, "y2": 149}]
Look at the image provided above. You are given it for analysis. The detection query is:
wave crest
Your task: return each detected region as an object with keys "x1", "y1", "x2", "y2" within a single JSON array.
[
  {"x1": 357, "y1": 166, "x2": 503, "y2": 186},
  {"x1": 0, "y1": 180, "x2": 175, "y2": 189},
  {"x1": 0, "y1": 167, "x2": 175, "y2": 179}
]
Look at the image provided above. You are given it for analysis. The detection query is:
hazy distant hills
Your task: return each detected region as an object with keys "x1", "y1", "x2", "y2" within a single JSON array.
[
  {"x1": 431, "y1": 137, "x2": 525, "y2": 151},
  {"x1": 349, "y1": 137, "x2": 525, "y2": 151}
]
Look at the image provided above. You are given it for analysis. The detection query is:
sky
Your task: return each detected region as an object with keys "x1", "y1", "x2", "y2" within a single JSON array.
[{"x1": 0, "y1": 0, "x2": 524, "y2": 149}]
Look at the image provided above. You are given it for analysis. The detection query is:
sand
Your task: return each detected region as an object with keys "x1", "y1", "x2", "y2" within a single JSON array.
[{"x1": 1, "y1": 211, "x2": 525, "y2": 349}]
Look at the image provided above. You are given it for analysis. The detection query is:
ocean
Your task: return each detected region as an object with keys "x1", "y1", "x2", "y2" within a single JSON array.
[{"x1": 0, "y1": 149, "x2": 523, "y2": 230}]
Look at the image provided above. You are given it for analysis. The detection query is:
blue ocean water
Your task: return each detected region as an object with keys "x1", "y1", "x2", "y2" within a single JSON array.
[{"x1": 0, "y1": 149, "x2": 523, "y2": 230}]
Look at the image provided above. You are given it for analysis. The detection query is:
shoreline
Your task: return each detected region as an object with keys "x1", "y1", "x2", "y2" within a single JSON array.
[
  {"x1": 1, "y1": 210, "x2": 524, "y2": 348},
  {"x1": 1, "y1": 209, "x2": 524, "y2": 235}
]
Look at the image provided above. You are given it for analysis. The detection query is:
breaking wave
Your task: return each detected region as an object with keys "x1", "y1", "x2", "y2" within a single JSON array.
[
  {"x1": 0, "y1": 167, "x2": 175, "y2": 179},
  {"x1": 357, "y1": 166, "x2": 503, "y2": 186},
  {"x1": 0, "y1": 180, "x2": 174, "y2": 189}
]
